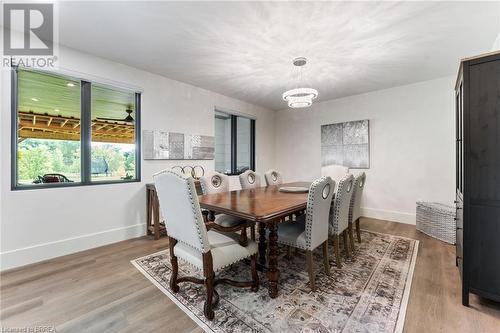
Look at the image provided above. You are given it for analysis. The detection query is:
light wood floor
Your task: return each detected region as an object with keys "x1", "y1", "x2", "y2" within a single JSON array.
[{"x1": 1, "y1": 218, "x2": 499, "y2": 332}]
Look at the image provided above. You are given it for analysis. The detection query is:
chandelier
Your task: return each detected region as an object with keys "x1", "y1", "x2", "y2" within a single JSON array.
[{"x1": 282, "y1": 57, "x2": 318, "y2": 108}]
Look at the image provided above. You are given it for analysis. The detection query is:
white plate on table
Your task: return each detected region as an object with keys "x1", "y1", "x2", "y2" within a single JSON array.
[{"x1": 279, "y1": 186, "x2": 309, "y2": 193}]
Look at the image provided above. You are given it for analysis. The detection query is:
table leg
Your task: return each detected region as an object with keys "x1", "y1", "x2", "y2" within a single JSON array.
[
  {"x1": 267, "y1": 221, "x2": 280, "y2": 299},
  {"x1": 146, "y1": 189, "x2": 152, "y2": 236},
  {"x1": 258, "y1": 223, "x2": 267, "y2": 266},
  {"x1": 153, "y1": 191, "x2": 160, "y2": 240}
]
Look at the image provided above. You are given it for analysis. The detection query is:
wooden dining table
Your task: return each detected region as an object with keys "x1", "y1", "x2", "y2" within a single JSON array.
[{"x1": 198, "y1": 181, "x2": 310, "y2": 299}]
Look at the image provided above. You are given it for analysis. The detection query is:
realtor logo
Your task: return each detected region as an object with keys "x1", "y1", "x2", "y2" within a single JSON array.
[
  {"x1": 2, "y1": 2, "x2": 57, "y2": 68},
  {"x1": 3, "y1": 3, "x2": 54, "y2": 56}
]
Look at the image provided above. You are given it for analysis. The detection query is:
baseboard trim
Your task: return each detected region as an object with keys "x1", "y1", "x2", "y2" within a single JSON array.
[
  {"x1": 0, "y1": 223, "x2": 146, "y2": 271},
  {"x1": 361, "y1": 207, "x2": 415, "y2": 225}
]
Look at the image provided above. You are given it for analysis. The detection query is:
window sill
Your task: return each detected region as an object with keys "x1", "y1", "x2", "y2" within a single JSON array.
[{"x1": 11, "y1": 178, "x2": 141, "y2": 191}]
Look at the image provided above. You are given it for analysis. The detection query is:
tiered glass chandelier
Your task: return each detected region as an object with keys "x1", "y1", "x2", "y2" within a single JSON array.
[{"x1": 282, "y1": 57, "x2": 318, "y2": 108}]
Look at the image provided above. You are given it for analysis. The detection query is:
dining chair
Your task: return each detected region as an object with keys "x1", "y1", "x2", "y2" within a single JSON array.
[
  {"x1": 200, "y1": 171, "x2": 255, "y2": 241},
  {"x1": 276, "y1": 176, "x2": 335, "y2": 291},
  {"x1": 329, "y1": 174, "x2": 355, "y2": 268},
  {"x1": 264, "y1": 169, "x2": 283, "y2": 186},
  {"x1": 321, "y1": 164, "x2": 349, "y2": 185},
  {"x1": 239, "y1": 170, "x2": 261, "y2": 189},
  {"x1": 349, "y1": 172, "x2": 366, "y2": 245},
  {"x1": 153, "y1": 169, "x2": 259, "y2": 320}
]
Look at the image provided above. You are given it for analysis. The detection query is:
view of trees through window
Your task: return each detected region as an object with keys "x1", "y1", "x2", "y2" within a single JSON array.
[
  {"x1": 18, "y1": 139, "x2": 81, "y2": 184},
  {"x1": 91, "y1": 143, "x2": 136, "y2": 181}
]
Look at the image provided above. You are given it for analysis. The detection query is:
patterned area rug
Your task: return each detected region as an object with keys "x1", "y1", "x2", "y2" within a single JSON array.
[{"x1": 132, "y1": 230, "x2": 418, "y2": 333}]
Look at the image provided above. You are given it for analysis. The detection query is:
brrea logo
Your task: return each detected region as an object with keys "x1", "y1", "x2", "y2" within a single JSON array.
[{"x1": 3, "y1": 3, "x2": 53, "y2": 55}]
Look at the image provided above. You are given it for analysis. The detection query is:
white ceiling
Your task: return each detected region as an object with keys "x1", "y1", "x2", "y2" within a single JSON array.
[{"x1": 59, "y1": 1, "x2": 499, "y2": 110}]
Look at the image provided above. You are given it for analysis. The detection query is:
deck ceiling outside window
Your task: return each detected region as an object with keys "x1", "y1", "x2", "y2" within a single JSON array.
[{"x1": 18, "y1": 70, "x2": 135, "y2": 144}]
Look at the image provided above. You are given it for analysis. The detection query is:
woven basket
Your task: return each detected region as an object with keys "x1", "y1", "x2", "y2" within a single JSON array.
[{"x1": 416, "y1": 202, "x2": 456, "y2": 244}]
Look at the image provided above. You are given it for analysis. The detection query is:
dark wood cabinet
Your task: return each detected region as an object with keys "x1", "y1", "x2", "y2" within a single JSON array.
[{"x1": 455, "y1": 51, "x2": 500, "y2": 306}]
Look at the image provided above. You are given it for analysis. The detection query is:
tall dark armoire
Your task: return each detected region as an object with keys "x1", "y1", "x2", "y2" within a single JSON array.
[{"x1": 455, "y1": 51, "x2": 500, "y2": 306}]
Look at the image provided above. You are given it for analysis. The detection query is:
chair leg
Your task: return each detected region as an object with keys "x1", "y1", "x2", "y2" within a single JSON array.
[
  {"x1": 250, "y1": 254, "x2": 259, "y2": 292},
  {"x1": 306, "y1": 250, "x2": 316, "y2": 291},
  {"x1": 169, "y1": 238, "x2": 180, "y2": 292},
  {"x1": 286, "y1": 246, "x2": 292, "y2": 259},
  {"x1": 355, "y1": 218, "x2": 362, "y2": 243},
  {"x1": 250, "y1": 225, "x2": 255, "y2": 241},
  {"x1": 343, "y1": 230, "x2": 351, "y2": 259},
  {"x1": 322, "y1": 241, "x2": 330, "y2": 276},
  {"x1": 170, "y1": 255, "x2": 180, "y2": 292},
  {"x1": 204, "y1": 272, "x2": 215, "y2": 320},
  {"x1": 333, "y1": 235, "x2": 342, "y2": 268},
  {"x1": 348, "y1": 223, "x2": 355, "y2": 254}
]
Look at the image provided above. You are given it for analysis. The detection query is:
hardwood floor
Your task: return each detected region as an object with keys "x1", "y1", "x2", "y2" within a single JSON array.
[{"x1": 1, "y1": 218, "x2": 499, "y2": 332}]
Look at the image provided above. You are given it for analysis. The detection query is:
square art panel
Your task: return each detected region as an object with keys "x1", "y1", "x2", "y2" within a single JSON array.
[
  {"x1": 321, "y1": 120, "x2": 369, "y2": 169},
  {"x1": 143, "y1": 130, "x2": 215, "y2": 160}
]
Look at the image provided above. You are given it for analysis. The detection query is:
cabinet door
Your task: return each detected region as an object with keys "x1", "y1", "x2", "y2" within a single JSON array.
[
  {"x1": 468, "y1": 59, "x2": 500, "y2": 298},
  {"x1": 469, "y1": 61, "x2": 500, "y2": 202},
  {"x1": 469, "y1": 205, "x2": 500, "y2": 296},
  {"x1": 455, "y1": 83, "x2": 464, "y2": 194}
]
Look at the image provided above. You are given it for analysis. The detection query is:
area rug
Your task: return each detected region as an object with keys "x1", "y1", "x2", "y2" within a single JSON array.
[{"x1": 132, "y1": 230, "x2": 418, "y2": 333}]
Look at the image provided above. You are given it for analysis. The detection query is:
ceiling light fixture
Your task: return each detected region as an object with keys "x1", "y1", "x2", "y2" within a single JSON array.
[
  {"x1": 67, "y1": 82, "x2": 75, "y2": 87},
  {"x1": 282, "y1": 57, "x2": 318, "y2": 109}
]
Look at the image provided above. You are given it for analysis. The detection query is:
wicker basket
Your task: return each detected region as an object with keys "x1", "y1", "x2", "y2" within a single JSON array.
[{"x1": 416, "y1": 202, "x2": 456, "y2": 244}]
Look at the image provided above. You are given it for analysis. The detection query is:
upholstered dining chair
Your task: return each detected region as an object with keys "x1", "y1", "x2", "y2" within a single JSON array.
[
  {"x1": 349, "y1": 172, "x2": 366, "y2": 245},
  {"x1": 239, "y1": 170, "x2": 261, "y2": 189},
  {"x1": 264, "y1": 169, "x2": 283, "y2": 186},
  {"x1": 153, "y1": 169, "x2": 259, "y2": 320},
  {"x1": 200, "y1": 171, "x2": 255, "y2": 241},
  {"x1": 276, "y1": 176, "x2": 335, "y2": 291},
  {"x1": 329, "y1": 174, "x2": 355, "y2": 268},
  {"x1": 200, "y1": 171, "x2": 243, "y2": 226},
  {"x1": 321, "y1": 164, "x2": 349, "y2": 185}
]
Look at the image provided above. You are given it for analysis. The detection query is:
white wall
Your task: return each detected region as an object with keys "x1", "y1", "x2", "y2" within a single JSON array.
[
  {"x1": 0, "y1": 46, "x2": 275, "y2": 270},
  {"x1": 493, "y1": 3, "x2": 500, "y2": 51},
  {"x1": 493, "y1": 5, "x2": 500, "y2": 52},
  {"x1": 493, "y1": 30, "x2": 500, "y2": 51},
  {"x1": 274, "y1": 76, "x2": 456, "y2": 224}
]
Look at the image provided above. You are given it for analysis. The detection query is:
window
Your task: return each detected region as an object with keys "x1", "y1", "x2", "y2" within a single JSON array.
[
  {"x1": 91, "y1": 84, "x2": 137, "y2": 182},
  {"x1": 12, "y1": 67, "x2": 141, "y2": 189},
  {"x1": 16, "y1": 70, "x2": 82, "y2": 185},
  {"x1": 214, "y1": 111, "x2": 255, "y2": 175}
]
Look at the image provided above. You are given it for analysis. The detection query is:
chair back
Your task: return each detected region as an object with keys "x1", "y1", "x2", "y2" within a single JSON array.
[
  {"x1": 321, "y1": 164, "x2": 349, "y2": 185},
  {"x1": 349, "y1": 172, "x2": 366, "y2": 223},
  {"x1": 330, "y1": 174, "x2": 355, "y2": 235},
  {"x1": 239, "y1": 170, "x2": 261, "y2": 189},
  {"x1": 153, "y1": 169, "x2": 209, "y2": 253},
  {"x1": 200, "y1": 171, "x2": 230, "y2": 194},
  {"x1": 264, "y1": 169, "x2": 283, "y2": 186},
  {"x1": 304, "y1": 176, "x2": 336, "y2": 250}
]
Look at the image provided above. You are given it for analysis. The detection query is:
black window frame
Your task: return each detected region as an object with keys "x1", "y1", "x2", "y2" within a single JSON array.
[
  {"x1": 214, "y1": 111, "x2": 255, "y2": 176},
  {"x1": 11, "y1": 66, "x2": 142, "y2": 190}
]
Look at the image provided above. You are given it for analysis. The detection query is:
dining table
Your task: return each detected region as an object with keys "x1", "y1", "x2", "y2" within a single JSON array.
[{"x1": 198, "y1": 181, "x2": 311, "y2": 299}]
